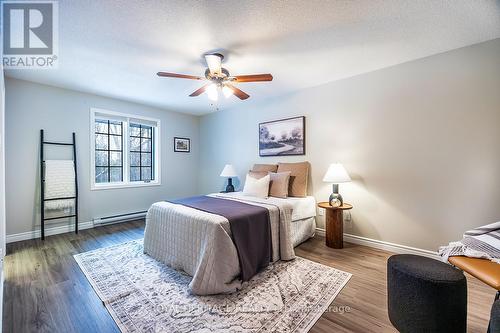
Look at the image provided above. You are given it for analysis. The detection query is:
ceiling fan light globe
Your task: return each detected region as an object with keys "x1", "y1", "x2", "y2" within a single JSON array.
[
  {"x1": 222, "y1": 85, "x2": 233, "y2": 98},
  {"x1": 206, "y1": 84, "x2": 218, "y2": 101}
]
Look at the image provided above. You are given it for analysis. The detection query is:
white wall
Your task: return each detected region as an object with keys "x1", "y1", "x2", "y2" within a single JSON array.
[
  {"x1": 199, "y1": 39, "x2": 500, "y2": 251},
  {"x1": 5, "y1": 78, "x2": 200, "y2": 237}
]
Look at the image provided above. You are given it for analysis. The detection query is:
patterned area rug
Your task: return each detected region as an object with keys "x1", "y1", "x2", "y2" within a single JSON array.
[{"x1": 74, "y1": 240, "x2": 351, "y2": 333}]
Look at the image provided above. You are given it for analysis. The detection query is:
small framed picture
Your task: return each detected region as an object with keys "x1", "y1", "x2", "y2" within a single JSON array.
[{"x1": 174, "y1": 137, "x2": 190, "y2": 153}]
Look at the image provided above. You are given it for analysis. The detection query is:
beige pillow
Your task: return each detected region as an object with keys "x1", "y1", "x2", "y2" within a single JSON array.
[
  {"x1": 252, "y1": 164, "x2": 278, "y2": 173},
  {"x1": 248, "y1": 170, "x2": 267, "y2": 179},
  {"x1": 277, "y1": 162, "x2": 310, "y2": 197},
  {"x1": 268, "y1": 172, "x2": 291, "y2": 198}
]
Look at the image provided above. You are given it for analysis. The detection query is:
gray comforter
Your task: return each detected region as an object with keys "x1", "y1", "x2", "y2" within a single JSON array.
[{"x1": 143, "y1": 192, "x2": 295, "y2": 295}]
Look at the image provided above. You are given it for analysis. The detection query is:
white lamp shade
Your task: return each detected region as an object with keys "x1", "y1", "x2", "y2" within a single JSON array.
[
  {"x1": 220, "y1": 164, "x2": 238, "y2": 177},
  {"x1": 323, "y1": 163, "x2": 351, "y2": 183}
]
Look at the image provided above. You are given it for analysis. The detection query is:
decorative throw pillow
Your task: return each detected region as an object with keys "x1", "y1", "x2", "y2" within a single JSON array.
[
  {"x1": 248, "y1": 170, "x2": 267, "y2": 179},
  {"x1": 251, "y1": 164, "x2": 278, "y2": 173},
  {"x1": 277, "y1": 162, "x2": 310, "y2": 197},
  {"x1": 243, "y1": 174, "x2": 270, "y2": 198},
  {"x1": 268, "y1": 171, "x2": 291, "y2": 199}
]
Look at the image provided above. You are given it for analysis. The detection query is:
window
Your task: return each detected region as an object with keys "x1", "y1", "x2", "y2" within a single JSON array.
[
  {"x1": 129, "y1": 124, "x2": 153, "y2": 182},
  {"x1": 95, "y1": 120, "x2": 123, "y2": 183},
  {"x1": 91, "y1": 109, "x2": 160, "y2": 190}
]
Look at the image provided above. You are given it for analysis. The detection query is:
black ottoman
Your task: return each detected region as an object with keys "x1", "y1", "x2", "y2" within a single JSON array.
[
  {"x1": 387, "y1": 254, "x2": 467, "y2": 333},
  {"x1": 489, "y1": 299, "x2": 500, "y2": 333}
]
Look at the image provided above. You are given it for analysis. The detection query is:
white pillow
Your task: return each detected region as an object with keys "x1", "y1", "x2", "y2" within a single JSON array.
[{"x1": 243, "y1": 174, "x2": 270, "y2": 198}]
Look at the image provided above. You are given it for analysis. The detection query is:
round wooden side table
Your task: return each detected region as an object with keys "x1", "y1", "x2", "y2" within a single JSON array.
[{"x1": 318, "y1": 202, "x2": 353, "y2": 249}]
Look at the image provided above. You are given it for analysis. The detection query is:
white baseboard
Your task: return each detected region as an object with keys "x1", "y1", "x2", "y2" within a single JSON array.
[
  {"x1": 315, "y1": 228, "x2": 438, "y2": 259},
  {"x1": 6, "y1": 221, "x2": 94, "y2": 243},
  {"x1": 6, "y1": 213, "x2": 147, "y2": 244}
]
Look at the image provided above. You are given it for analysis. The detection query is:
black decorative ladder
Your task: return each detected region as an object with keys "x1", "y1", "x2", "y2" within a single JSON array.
[{"x1": 40, "y1": 129, "x2": 79, "y2": 240}]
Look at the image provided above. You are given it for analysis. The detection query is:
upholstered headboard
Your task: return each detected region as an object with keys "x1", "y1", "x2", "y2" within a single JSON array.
[{"x1": 250, "y1": 162, "x2": 310, "y2": 197}]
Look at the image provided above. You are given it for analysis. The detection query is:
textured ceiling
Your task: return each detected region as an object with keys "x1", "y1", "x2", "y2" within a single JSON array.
[{"x1": 5, "y1": 0, "x2": 500, "y2": 115}]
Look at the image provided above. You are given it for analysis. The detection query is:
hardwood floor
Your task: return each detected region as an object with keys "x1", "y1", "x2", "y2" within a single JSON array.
[
  {"x1": 3, "y1": 220, "x2": 494, "y2": 333},
  {"x1": 297, "y1": 240, "x2": 493, "y2": 333}
]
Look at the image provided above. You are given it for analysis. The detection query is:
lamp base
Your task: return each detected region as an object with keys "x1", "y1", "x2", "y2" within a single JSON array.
[
  {"x1": 329, "y1": 193, "x2": 343, "y2": 207},
  {"x1": 329, "y1": 184, "x2": 343, "y2": 207},
  {"x1": 225, "y1": 178, "x2": 235, "y2": 192}
]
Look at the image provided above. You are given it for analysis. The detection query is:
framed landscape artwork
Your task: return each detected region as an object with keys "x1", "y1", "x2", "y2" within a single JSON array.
[
  {"x1": 259, "y1": 116, "x2": 305, "y2": 157},
  {"x1": 174, "y1": 137, "x2": 190, "y2": 153}
]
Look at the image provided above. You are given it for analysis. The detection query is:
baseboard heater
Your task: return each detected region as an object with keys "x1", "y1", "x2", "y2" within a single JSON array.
[{"x1": 92, "y1": 210, "x2": 147, "y2": 226}]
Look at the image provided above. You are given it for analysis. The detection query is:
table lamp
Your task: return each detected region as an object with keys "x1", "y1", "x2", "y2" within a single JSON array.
[
  {"x1": 323, "y1": 163, "x2": 351, "y2": 207},
  {"x1": 220, "y1": 164, "x2": 238, "y2": 192}
]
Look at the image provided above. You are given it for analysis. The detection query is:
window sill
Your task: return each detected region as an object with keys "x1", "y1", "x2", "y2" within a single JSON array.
[{"x1": 91, "y1": 181, "x2": 161, "y2": 191}]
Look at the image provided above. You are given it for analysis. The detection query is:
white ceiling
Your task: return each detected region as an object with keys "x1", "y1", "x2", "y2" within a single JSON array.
[{"x1": 5, "y1": 0, "x2": 500, "y2": 115}]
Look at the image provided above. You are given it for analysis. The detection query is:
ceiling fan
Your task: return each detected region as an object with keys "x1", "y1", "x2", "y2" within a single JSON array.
[{"x1": 157, "y1": 53, "x2": 273, "y2": 101}]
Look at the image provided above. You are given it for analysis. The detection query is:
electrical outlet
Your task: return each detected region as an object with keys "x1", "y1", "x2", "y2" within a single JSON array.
[
  {"x1": 344, "y1": 211, "x2": 351, "y2": 222},
  {"x1": 318, "y1": 208, "x2": 325, "y2": 216},
  {"x1": 343, "y1": 212, "x2": 353, "y2": 230}
]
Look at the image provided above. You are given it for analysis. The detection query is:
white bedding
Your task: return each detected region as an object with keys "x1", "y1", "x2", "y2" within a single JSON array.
[
  {"x1": 143, "y1": 192, "x2": 316, "y2": 295},
  {"x1": 291, "y1": 217, "x2": 316, "y2": 247},
  {"x1": 284, "y1": 196, "x2": 317, "y2": 221},
  {"x1": 219, "y1": 192, "x2": 316, "y2": 221},
  {"x1": 218, "y1": 192, "x2": 317, "y2": 247}
]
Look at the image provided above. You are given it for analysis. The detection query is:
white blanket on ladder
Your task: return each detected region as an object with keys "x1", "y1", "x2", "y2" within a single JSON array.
[{"x1": 44, "y1": 160, "x2": 75, "y2": 212}]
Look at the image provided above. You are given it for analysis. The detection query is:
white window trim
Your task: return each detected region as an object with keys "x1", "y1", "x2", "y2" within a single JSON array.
[{"x1": 90, "y1": 108, "x2": 161, "y2": 190}]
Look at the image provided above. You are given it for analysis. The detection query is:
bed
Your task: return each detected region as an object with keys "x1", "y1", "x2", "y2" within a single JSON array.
[{"x1": 143, "y1": 192, "x2": 316, "y2": 295}]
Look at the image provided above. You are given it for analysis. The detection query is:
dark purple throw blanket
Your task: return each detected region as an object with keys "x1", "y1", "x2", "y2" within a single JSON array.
[{"x1": 169, "y1": 196, "x2": 272, "y2": 281}]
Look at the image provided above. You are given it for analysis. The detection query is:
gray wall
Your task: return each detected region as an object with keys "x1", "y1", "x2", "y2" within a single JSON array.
[
  {"x1": 5, "y1": 78, "x2": 200, "y2": 236},
  {"x1": 199, "y1": 39, "x2": 500, "y2": 251}
]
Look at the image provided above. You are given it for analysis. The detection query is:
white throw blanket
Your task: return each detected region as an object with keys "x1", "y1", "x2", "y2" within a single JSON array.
[
  {"x1": 439, "y1": 221, "x2": 500, "y2": 264},
  {"x1": 143, "y1": 192, "x2": 294, "y2": 295},
  {"x1": 44, "y1": 160, "x2": 76, "y2": 212}
]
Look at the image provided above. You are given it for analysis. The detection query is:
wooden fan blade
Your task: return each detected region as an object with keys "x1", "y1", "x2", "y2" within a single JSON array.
[
  {"x1": 225, "y1": 84, "x2": 250, "y2": 100},
  {"x1": 157, "y1": 72, "x2": 203, "y2": 80},
  {"x1": 189, "y1": 84, "x2": 210, "y2": 97},
  {"x1": 204, "y1": 53, "x2": 223, "y2": 75},
  {"x1": 232, "y1": 74, "x2": 273, "y2": 82}
]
